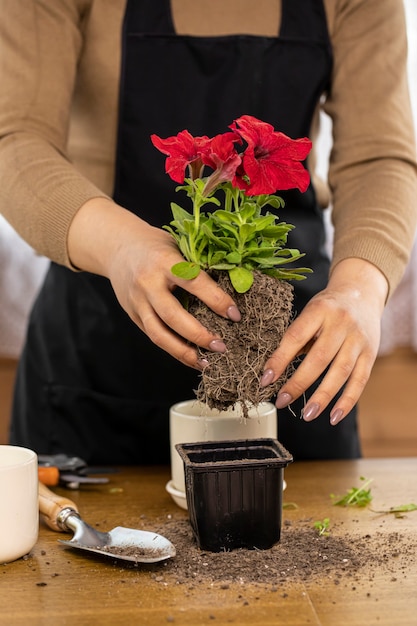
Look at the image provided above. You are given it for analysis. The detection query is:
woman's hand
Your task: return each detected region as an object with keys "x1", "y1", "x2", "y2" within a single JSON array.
[
  {"x1": 260, "y1": 258, "x2": 389, "y2": 424},
  {"x1": 67, "y1": 197, "x2": 241, "y2": 368}
]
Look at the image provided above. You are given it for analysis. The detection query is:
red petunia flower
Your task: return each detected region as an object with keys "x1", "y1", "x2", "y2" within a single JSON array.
[
  {"x1": 201, "y1": 131, "x2": 242, "y2": 195},
  {"x1": 230, "y1": 115, "x2": 312, "y2": 196},
  {"x1": 152, "y1": 116, "x2": 313, "y2": 294},
  {"x1": 150, "y1": 130, "x2": 211, "y2": 183}
]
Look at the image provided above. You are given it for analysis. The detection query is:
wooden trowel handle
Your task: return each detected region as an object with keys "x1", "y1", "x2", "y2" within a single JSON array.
[{"x1": 39, "y1": 481, "x2": 79, "y2": 532}]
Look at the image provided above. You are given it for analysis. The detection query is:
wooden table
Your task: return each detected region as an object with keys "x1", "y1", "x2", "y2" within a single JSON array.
[{"x1": 1, "y1": 458, "x2": 416, "y2": 626}]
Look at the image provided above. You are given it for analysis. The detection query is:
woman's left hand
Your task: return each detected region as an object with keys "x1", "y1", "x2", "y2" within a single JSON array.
[{"x1": 260, "y1": 258, "x2": 389, "y2": 424}]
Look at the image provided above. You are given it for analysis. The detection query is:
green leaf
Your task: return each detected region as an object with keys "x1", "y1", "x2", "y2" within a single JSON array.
[
  {"x1": 263, "y1": 268, "x2": 310, "y2": 281},
  {"x1": 228, "y1": 267, "x2": 254, "y2": 293},
  {"x1": 256, "y1": 194, "x2": 285, "y2": 210},
  {"x1": 276, "y1": 248, "x2": 302, "y2": 257},
  {"x1": 183, "y1": 220, "x2": 199, "y2": 235},
  {"x1": 177, "y1": 236, "x2": 192, "y2": 260},
  {"x1": 331, "y1": 477, "x2": 373, "y2": 508},
  {"x1": 389, "y1": 503, "x2": 417, "y2": 513},
  {"x1": 247, "y1": 253, "x2": 305, "y2": 267},
  {"x1": 162, "y1": 179, "x2": 312, "y2": 293},
  {"x1": 250, "y1": 256, "x2": 281, "y2": 266},
  {"x1": 210, "y1": 220, "x2": 240, "y2": 237},
  {"x1": 313, "y1": 518, "x2": 331, "y2": 536},
  {"x1": 240, "y1": 223, "x2": 257, "y2": 241},
  {"x1": 252, "y1": 215, "x2": 276, "y2": 231},
  {"x1": 226, "y1": 251, "x2": 242, "y2": 264},
  {"x1": 212, "y1": 209, "x2": 242, "y2": 224},
  {"x1": 170, "y1": 202, "x2": 194, "y2": 223},
  {"x1": 171, "y1": 261, "x2": 201, "y2": 280},
  {"x1": 210, "y1": 263, "x2": 236, "y2": 270},
  {"x1": 200, "y1": 224, "x2": 232, "y2": 249},
  {"x1": 238, "y1": 203, "x2": 257, "y2": 221},
  {"x1": 262, "y1": 224, "x2": 294, "y2": 238},
  {"x1": 209, "y1": 250, "x2": 228, "y2": 265},
  {"x1": 243, "y1": 246, "x2": 279, "y2": 257},
  {"x1": 370, "y1": 503, "x2": 417, "y2": 518}
]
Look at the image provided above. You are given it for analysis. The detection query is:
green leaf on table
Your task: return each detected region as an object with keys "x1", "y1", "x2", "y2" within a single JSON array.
[
  {"x1": 313, "y1": 518, "x2": 331, "y2": 536},
  {"x1": 331, "y1": 476, "x2": 373, "y2": 508},
  {"x1": 370, "y1": 503, "x2": 417, "y2": 518}
]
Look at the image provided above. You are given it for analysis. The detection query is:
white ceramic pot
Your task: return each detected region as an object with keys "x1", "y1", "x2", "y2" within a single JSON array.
[
  {"x1": 167, "y1": 400, "x2": 277, "y2": 509},
  {"x1": 0, "y1": 445, "x2": 39, "y2": 563}
]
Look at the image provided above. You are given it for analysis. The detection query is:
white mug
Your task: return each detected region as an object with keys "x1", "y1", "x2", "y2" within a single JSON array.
[
  {"x1": 169, "y1": 400, "x2": 277, "y2": 497},
  {"x1": 0, "y1": 445, "x2": 39, "y2": 563}
]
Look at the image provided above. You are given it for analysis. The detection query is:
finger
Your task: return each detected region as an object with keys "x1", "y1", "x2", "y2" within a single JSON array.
[
  {"x1": 295, "y1": 336, "x2": 318, "y2": 357},
  {"x1": 295, "y1": 343, "x2": 374, "y2": 424},
  {"x1": 328, "y1": 355, "x2": 375, "y2": 425},
  {"x1": 299, "y1": 344, "x2": 362, "y2": 421},
  {"x1": 274, "y1": 334, "x2": 346, "y2": 409},
  {"x1": 134, "y1": 295, "x2": 226, "y2": 367},
  {"x1": 262, "y1": 315, "x2": 324, "y2": 382},
  {"x1": 262, "y1": 299, "x2": 348, "y2": 388},
  {"x1": 131, "y1": 301, "x2": 210, "y2": 369},
  {"x1": 173, "y1": 270, "x2": 242, "y2": 322},
  {"x1": 150, "y1": 294, "x2": 228, "y2": 352}
]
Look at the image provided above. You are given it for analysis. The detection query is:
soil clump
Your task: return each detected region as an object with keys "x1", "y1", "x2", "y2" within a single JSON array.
[{"x1": 190, "y1": 271, "x2": 294, "y2": 414}]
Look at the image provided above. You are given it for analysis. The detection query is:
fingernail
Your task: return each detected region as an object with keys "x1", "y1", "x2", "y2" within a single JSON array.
[
  {"x1": 302, "y1": 402, "x2": 320, "y2": 422},
  {"x1": 275, "y1": 392, "x2": 293, "y2": 409},
  {"x1": 209, "y1": 339, "x2": 227, "y2": 353},
  {"x1": 330, "y1": 408, "x2": 344, "y2": 425},
  {"x1": 196, "y1": 358, "x2": 209, "y2": 370},
  {"x1": 260, "y1": 368, "x2": 274, "y2": 387},
  {"x1": 227, "y1": 305, "x2": 241, "y2": 322}
]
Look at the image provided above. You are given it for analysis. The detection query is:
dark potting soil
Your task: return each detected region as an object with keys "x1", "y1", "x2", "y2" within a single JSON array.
[
  {"x1": 145, "y1": 514, "x2": 417, "y2": 588},
  {"x1": 21, "y1": 511, "x2": 416, "y2": 604}
]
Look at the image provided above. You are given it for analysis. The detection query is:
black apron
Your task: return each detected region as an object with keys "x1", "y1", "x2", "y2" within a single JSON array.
[{"x1": 10, "y1": 0, "x2": 360, "y2": 463}]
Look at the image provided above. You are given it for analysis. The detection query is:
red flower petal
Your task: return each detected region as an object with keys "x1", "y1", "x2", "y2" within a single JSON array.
[
  {"x1": 151, "y1": 131, "x2": 211, "y2": 182},
  {"x1": 201, "y1": 132, "x2": 242, "y2": 192},
  {"x1": 230, "y1": 115, "x2": 312, "y2": 194}
]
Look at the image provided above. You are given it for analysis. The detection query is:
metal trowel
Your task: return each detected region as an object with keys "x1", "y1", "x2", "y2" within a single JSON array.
[{"x1": 38, "y1": 482, "x2": 176, "y2": 563}]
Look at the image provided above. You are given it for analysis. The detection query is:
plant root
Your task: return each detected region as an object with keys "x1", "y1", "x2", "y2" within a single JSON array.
[{"x1": 189, "y1": 271, "x2": 295, "y2": 416}]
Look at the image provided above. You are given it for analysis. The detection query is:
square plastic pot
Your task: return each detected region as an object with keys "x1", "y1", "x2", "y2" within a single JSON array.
[{"x1": 175, "y1": 438, "x2": 293, "y2": 552}]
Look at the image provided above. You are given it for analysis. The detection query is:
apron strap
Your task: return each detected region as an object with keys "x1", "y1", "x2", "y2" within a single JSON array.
[
  {"x1": 123, "y1": 0, "x2": 175, "y2": 35},
  {"x1": 280, "y1": 0, "x2": 331, "y2": 45}
]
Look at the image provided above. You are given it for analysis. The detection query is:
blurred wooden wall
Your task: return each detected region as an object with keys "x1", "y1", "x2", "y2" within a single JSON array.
[
  {"x1": 0, "y1": 358, "x2": 16, "y2": 444},
  {"x1": 358, "y1": 347, "x2": 417, "y2": 457}
]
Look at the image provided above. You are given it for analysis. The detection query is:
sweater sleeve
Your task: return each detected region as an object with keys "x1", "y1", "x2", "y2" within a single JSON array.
[
  {"x1": 324, "y1": 0, "x2": 417, "y2": 297},
  {"x1": 0, "y1": 0, "x2": 109, "y2": 268}
]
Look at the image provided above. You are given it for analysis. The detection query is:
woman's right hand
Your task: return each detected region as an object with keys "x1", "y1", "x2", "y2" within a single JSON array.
[{"x1": 67, "y1": 197, "x2": 241, "y2": 368}]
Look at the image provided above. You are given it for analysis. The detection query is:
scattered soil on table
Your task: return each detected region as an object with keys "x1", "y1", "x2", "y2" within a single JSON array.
[
  {"x1": 190, "y1": 271, "x2": 294, "y2": 416},
  {"x1": 13, "y1": 509, "x2": 416, "y2": 607},
  {"x1": 146, "y1": 514, "x2": 417, "y2": 588}
]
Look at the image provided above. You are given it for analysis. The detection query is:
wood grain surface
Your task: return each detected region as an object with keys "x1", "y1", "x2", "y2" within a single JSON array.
[{"x1": 1, "y1": 459, "x2": 416, "y2": 626}]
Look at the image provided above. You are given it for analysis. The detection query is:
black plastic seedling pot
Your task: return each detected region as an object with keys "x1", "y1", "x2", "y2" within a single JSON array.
[{"x1": 176, "y1": 438, "x2": 293, "y2": 552}]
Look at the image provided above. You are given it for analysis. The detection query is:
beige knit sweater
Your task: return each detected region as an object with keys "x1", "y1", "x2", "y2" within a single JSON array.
[{"x1": 0, "y1": 0, "x2": 416, "y2": 296}]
